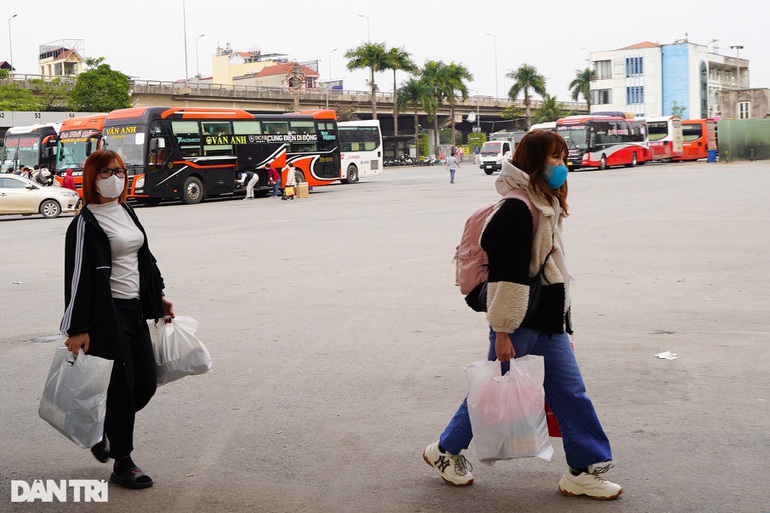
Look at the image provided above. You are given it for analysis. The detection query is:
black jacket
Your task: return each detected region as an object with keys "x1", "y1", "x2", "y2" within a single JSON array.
[{"x1": 60, "y1": 203, "x2": 165, "y2": 361}]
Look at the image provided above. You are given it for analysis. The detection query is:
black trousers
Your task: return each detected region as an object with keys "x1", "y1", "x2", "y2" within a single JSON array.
[{"x1": 106, "y1": 298, "x2": 157, "y2": 460}]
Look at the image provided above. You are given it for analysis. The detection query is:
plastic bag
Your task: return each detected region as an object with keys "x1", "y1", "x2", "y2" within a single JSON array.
[
  {"x1": 148, "y1": 316, "x2": 212, "y2": 386},
  {"x1": 465, "y1": 355, "x2": 553, "y2": 464},
  {"x1": 38, "y1": 347, "x2": 113, "y2": 449}
]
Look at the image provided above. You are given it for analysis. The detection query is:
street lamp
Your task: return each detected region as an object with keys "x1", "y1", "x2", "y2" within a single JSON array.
[
  {"x1": 328, "y1": 48, "x2": 337, "y2": 80},
  {"x1": 357, "y1": 14, "x2": 370, "y2": 42},
  {"x1": 8, "y1": 14, "x2": 18, "y2": 76},
  {"x1": 182, "y1": 0, "x2": 189, "y2": 80},
  {"x1": 195, "y1": 33, "x2": 205, "y2": 79},
  {"x1": 485, "y1": 33, "x2": 498, "y2": 98},
  {"x1": 730, "y1": 45, "x2": 744, "y2": 87}
]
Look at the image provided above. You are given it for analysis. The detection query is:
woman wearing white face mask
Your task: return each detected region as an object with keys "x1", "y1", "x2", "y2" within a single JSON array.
[
  {"x1": 424, "y1": 131, "x2": 622, "y2": 500},
  {"x1": 60, "y1": 149, "x2": 174, "y2": 490}
]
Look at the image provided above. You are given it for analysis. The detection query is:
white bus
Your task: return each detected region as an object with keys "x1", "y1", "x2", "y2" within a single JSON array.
[{"x1": 338, "y1": 120, "x2": 383, "y2": 183}]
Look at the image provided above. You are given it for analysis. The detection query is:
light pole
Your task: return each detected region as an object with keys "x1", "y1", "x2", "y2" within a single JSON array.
[
  {"x1": 182, "y1": 0, "x2": 189, "y2": 80},
  {"x1": 328, "y1": 48, "x2": 337, "y2": 80},
  {"x1": 485, "y1": 33, "x2": 498, "y2": 98},
  {"x1": 357, "y1": 14, "x2": 370, "y2": 42},
  {"x1": 8, "y1": 14, "x2": 18, "y2": 76},
  {"x1": 730, "y1": 45, "x2": 744, "y2": 87},
  {"x1": 195, "y1": 33, "x2": 205, "y2": 79}
]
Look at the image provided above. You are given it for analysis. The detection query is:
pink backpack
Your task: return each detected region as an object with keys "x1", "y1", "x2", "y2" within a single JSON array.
[{"x1": 454, "y1": 188, "x2": 538, "y2": 296}]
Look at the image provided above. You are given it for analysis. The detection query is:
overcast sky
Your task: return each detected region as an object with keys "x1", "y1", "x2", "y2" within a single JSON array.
[{"x1": 4, "y1": 0, "x2": 767, "y2": 103}]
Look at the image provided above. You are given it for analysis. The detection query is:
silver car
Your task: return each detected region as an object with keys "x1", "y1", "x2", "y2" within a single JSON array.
[{"x1": 0, "y1": 174, "x2": 81, "y2": 218}]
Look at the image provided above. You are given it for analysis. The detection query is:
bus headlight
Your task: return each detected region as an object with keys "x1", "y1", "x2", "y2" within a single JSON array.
[{"x1": 135, "y1": 177, "x2": 145, "y2": 189}]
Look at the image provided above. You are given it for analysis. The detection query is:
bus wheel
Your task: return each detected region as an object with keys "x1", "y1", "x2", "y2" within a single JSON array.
[
  {"x1": 599, "y1": 155, "x2": 607, "y2": 170},
  {"x1": 294, "y1": 170, "x2": 306, "y2": 183},
  {"x1": 342, "y1": 164, "x2": 359, "y2": 184},
  {"x1": 40, "y1": 199, "x2": 62, "y2": 218},
  {"x1": 182, "y1": 177, "x2": 204, "y2": 204},
  {"x1": 626, "y1": 152, "x2": 637, "y2": 167}
]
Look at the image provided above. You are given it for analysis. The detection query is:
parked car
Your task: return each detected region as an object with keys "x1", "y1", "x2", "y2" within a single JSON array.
[{"x1": 0, "y1": 174, "x2": 81, "y2": 218}]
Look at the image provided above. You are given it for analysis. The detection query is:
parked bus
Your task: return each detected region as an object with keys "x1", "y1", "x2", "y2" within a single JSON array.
[
  {"x1": 53, "y1": 114, "x2": 107, "y2": 195},
  {"x1": 338, "y1": 119, "x2": 383, "y2": 183},
  {"x1": 1, "y1": 123, "x2": 59, "y2": 173},
  {"x1": 675, "y1": 118, "x2": 717, "y2": 161},
  {"x1": 644, "y1": 115, "x2": 683, "y2": 161},
  {"x1": 555, "y1": 115, "x2": 649, "y2": 169},
  {"x1": 101, "y1": 107, "x2": 340, "y2": 204}
]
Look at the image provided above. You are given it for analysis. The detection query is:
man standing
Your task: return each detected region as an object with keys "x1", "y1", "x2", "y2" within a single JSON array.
[{"x1": 446, "y1": 151, "x2": 460, "y2": 184}]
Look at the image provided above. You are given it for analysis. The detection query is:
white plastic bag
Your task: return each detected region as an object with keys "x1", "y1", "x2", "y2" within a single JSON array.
[
  {"x1": 38, "y1": 346, "x2": 113, "y2": 449},
  {"x1": 148, "y1": 316, "x2": 212, "y2": 386},
  {"x1": 465, "y1": 355, "x2": 553, "y2": 464}
]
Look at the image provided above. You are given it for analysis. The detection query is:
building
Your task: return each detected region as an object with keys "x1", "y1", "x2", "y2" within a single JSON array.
[
  {"x1": 211, "y1": 44, "x2": 284, "y2": 85},
  {"x1": 38, "y1": 40, "x2": 85, "y2": 78},
  {"x1": 232, "y1": 62, "x2": 320, "y2": 90},
  {"x1": 589, "y1": 40, "x2": 749, "y2": 119},
  {"x1": 719, "y1": 88, "x2": 770, "y2": 119}
]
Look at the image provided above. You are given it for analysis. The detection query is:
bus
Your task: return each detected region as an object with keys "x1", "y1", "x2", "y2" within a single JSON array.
[
  {"x1": 101, "y1": 107, "x2": 340, "y2": 204},
  {"x1": 555, "y1": 115, "x2": 649, "y2": 169},
  {"x1": 1, "y1": 123, "x2": 59, "y2": 173},
  {"x1": 675, "y1": 118, "x2": 717, "y2": 161},
  {"x1": 338, "y1": 119, "x2": 383, "y2": 183},
  {"x1": 644, "y1": 115, "x2": 683, "y2": 161},
  {"x1": 53, "y1": 114, "x2": 107, "y2": 195}
]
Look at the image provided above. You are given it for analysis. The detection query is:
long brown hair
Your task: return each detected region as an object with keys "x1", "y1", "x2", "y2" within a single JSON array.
[
  {"x1": 81, "y1": 149, "x2": 128, "y2": 205},
  {"x1": 511, "y1": 130, "x2": 569, "y2": 216}
]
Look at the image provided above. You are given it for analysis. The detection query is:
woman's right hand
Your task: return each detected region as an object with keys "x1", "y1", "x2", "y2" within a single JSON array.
[
  {"x1": 64, "y1": 333, "x2": 90, "y2": 354},
  {"x1": 495, "y1": 332, "x2": 515, "y2": 361}
]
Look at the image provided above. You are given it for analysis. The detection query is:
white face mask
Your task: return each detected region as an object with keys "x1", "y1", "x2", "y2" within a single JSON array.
[{"x1": 95, "y1": 175, "x2": 125, "y2": 198}]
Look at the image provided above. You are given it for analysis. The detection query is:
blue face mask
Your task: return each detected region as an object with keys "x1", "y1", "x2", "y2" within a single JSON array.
[{"x1": 544, "y1": 164, "x2": 568, "y2": 189}]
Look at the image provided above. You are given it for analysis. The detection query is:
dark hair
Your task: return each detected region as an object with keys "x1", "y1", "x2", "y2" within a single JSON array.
[
  {"x1": 82, "y1": 149, "x2": 127, "y2": 205},
  {"x1": 511, "y1": 130, "x2": 569, "y2": 216}
]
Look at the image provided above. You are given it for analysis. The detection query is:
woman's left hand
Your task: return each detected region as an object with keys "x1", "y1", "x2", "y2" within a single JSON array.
[{"x1": 162, "y1": 297, "x2": 175, "y2": 323}]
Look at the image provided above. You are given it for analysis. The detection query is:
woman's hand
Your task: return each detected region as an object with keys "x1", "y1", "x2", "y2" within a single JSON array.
[
  {"x1": 64, "y1": 333, "x2": 90, "y2": 354},
  {"x1": 162, "y1": 297, "x2": 175, "y2": 323},
  {"x1": 495, "y1": 332, "x2": 515, "y2": 361}
]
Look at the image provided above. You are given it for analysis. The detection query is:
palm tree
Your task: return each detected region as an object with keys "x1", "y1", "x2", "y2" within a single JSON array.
[
  {"x1": 345, "y1": 42, "x2": 389, "y2": 119},
  {"x1": 398, "y1": 78, "x2": 434, "y2": 159},
  {"x1": 443, "y1": 62, "x2": 474, "y2": 146},
  {"x1": 386, "y1": 47, "x2": 418, "y2": 141},
  {"x1": 419, "y1": 60, "x2": 448, "y2": 154},
  {"x1": 569, "y1": 67, "x2": 595, "y2": 111},
  {"x1": 506, "y1": 64, "x2": 547, "y2": 127},
  {"x1": 532, "y1": 94, "x2": 568, "y2": 123}
]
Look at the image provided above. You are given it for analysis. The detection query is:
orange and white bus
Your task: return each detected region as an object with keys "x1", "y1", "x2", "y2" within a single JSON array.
[
  {"x1": 556, "y1": 115, "x2": 650, "y2": 169},
  {"x1": 101, "y1": 107, "x2": 340, "y2": 204},
  {"x1": 675, "y1": 118, "x2": 717, "y2": 161},
  {"x1": 644, "y1": 115, "x2": 683, "y2": 161},
  {"x1": 53, "y1": 114, "x2": 107, "y2": 195}
]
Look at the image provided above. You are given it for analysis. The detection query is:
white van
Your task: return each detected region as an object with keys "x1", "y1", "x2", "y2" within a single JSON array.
[{"x1": 478, "y1": 140, "x2": 512, "y2": 175}]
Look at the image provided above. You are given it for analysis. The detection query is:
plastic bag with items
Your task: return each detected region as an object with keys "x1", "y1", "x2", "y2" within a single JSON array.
[
  {"x1": 38, "y1": 347, "x2": 114, "y2": 449},
  {"x1": 148, "y1": 316, "x2": 212, "y2": 386},
  {"x1": 465, "y1": 355, "x2": 553, "y2": 464}
]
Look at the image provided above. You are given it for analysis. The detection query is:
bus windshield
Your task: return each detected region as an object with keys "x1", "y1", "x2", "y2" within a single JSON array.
[
  {"x1": 682, "y1": 124, "x2": 702, "y2": 142},
  {"x1": 57, "y1": 131, "x2": 95, "y2": 172},
  {"x1": 556, "y1": 127, "x2": 588, "y2": 149},
  {"x1": 1, "y1": 135, "x2": 41, "y2": 171},
  {"x1": 102, "y1": 125, "x2": 146, "y2": 167},
  {"x1": 647, "y1": 122, "x2": 669, "y2": 141}
]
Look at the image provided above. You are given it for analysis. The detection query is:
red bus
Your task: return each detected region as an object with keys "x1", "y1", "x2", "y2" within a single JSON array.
[
  {"x1": 644, "y1": 116, "x2": 683, "y2": 161},
  {"x1": 555, "y1": 115, "x2": 650, "y2": 169},
  {"x1": 1, "y1": 123, "x2": 59, "y2": 173},
  {"x1": 53, "y1": 114, "x2": 107, "y2": 195},
  {"x1": 675, "y1": 118, "x2": 717, "y2": 161},
  {"x1": 101, "y1": 107, "x2": 340, "y2": 204}
]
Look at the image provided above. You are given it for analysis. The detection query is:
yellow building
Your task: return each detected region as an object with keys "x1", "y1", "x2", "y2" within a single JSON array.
[{"x1": 39, "y1": 40, "x2": 85, "y2": 78}]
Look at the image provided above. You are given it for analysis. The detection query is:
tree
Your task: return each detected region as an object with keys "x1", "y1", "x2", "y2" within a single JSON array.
[
  {"x1": 0, "y1": 83, "x2": 44, "y2": 110},
  {"x1": 397, "y1": 78, "x2": 433, "y2": 158},
  {"x1": 386, "y1": 47, "x2": 418, "y2": 141},
  {"x1": 345, "y1": 43, "x2": 389, "y2": 119},
  {"x1": 569, "y1": 68, "x2": 595, "y2": 111},
  {"x1": 532, "y1": 94, "x2": 568, "y2": 123},
  {"x1": 443, "y1": 62, "x2": 474, "y2": 146},
  {"x1": 419, "y1": 61, "x2": 448, "y2": 154},
  {"x1": 506, "y1": 64, "x2": 547, "y2": 127},
  {"x1": 671, "y1": 100, "x2": 687, "y2": 117},
  {"x1": 28, "y1": 77, "x2": 71, "y2": 110},
  {"x1": 68, "y1": 57, "x2": 131, "y2": 112}
]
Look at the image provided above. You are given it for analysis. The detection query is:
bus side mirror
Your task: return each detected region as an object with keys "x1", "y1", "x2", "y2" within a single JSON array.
[
  {"x1": 149, "y1": 138, "x2": 166, "y2": 153},
  {"x1": 46, "y1": 147, "x2": 55, "y2": 159},
  {"x1": 85, "y1": 134, "x2": 102, "y2": 156}
]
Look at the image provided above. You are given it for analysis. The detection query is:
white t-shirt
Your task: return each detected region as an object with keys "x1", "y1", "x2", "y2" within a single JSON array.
[{"x1": 88, "y1": 201, "x2": 144, "y2": 299}]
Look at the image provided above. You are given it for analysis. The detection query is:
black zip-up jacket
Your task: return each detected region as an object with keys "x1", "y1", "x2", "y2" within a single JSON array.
[{"x1": 60, "y1": 203, "x2": 165, "y2": 361}]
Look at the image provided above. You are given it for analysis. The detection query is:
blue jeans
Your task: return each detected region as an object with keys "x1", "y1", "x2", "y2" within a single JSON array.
[
  {"x1": 272, "y1": 182, "x2": 279, "y2": 197},
  {"x1": 439, "y1": 326, "x2": 612, "y2": 469},
  {"x1": 449, "y1": 169, "x2": 456, "y2": 183}
]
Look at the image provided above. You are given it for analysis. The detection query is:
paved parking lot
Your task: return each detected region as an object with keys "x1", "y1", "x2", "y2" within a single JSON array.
[{"x1": 1, "y1": 161, "x2": 769, "y2": 512}]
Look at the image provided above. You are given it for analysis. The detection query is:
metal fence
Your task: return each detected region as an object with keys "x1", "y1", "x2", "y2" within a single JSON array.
[{"x1": 717, "y1": 118, "x2": 770, "y2": 162}]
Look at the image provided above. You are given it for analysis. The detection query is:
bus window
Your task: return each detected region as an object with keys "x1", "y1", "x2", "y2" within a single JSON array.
[
  {"x1": 202, "y1": 121, "x2": 232, "y2": 156},
  {"x1": 263, "y1": 121, "x2": 289, "y2": 135},
  {"x1": 171, "y1": 121, "x2": 202, "y2": 158},
  {"x1": 647, "y1": 122, "x2": 668, "y2": 141},
  {"x1": 148, "y1": 121, "x2": 168, "y2": 169},
  {"x1": 682, "y1": 124, "x2": 702, "y2": 142},
  {"x1": 233, "y1": 120, "x2": 262, "y2": 135},
  {"x1": 289, "y1": 120, "x2": 317, "y2": 152},
  {"x1": 316, "y1": 121, "x2": 338, "y2": 152}
]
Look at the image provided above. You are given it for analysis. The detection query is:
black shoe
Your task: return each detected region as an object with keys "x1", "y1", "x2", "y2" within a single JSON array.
[{"x1": 91, "y1": 436, "x2": 110, "y2": 463}]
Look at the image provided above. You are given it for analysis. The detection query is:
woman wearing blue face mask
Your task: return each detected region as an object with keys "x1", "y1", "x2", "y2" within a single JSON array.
[
  {"x1": 424, "y1": 130, "x2": 622, "y2": 500},
  {"x1": 61, "y1": 149, "x2": 174, "y2": 490}
]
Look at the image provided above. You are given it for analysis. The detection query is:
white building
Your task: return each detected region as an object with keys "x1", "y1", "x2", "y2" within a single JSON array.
[{"x1": 589, "y1": 40, "x2": 749, "y2": 119}]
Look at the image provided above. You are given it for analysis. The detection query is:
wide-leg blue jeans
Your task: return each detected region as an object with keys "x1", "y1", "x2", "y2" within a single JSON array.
[{"x1": 439, "y1": 326, "x2": 612, "y2": 469}]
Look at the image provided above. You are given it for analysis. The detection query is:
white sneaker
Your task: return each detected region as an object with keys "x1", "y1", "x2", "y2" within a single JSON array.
[
  {"x1": 422, "y1": 441, "x2": 474, "y2": 486},
  {"x1": 558, "y1": 462, "x2": 622, "y2": 500}
]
